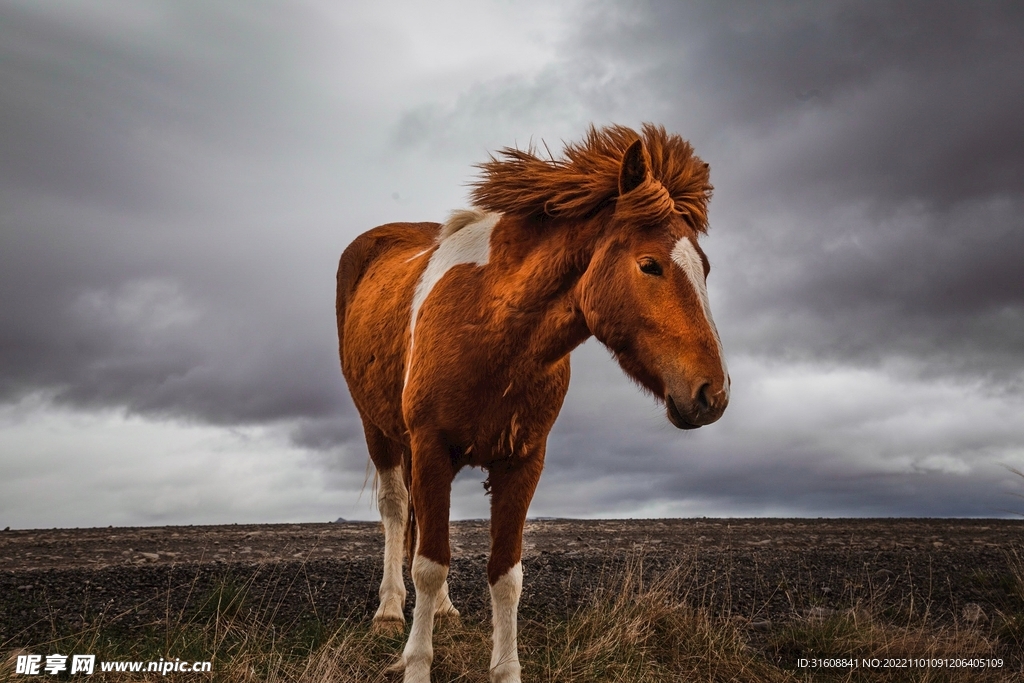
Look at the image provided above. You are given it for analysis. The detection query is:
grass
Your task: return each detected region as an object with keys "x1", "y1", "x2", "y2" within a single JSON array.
[{"x1": 3, "y1": 554, "x2": 1022, "y2": 683}]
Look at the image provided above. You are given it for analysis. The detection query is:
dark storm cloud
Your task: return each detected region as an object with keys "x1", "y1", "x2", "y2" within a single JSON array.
[
  {"x1": 381, "y1": 0, "x2": 1024, "y2": 388},
  {"x1": 605, "y1": 0, "x2": 1024, "y2": 204},
  {"x1": 3, "y1": 1, "x2": 1023, "y2": 523},
  {"x1": 572, "y1": 0, "x2": 1024, "y2": 385},
  {"x1": 4, "y1": 0, "x2": 1021, "y2": 413},
  {"x1": 533, "y1": 343, "x2": 1024, "y2": 519},
  {"x1": 0, "y1": 2, "x2": 363, "y2": 446},
  {"x1": 0, "y1": 3, "x2": 324, "y2": 209},
  {"x1": 718, "y1": 198, "x2": 1024, "y2": 384}
]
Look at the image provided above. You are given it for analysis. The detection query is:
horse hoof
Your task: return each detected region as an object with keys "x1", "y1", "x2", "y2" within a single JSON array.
[
  {"x1": 385, "y1": 656, "x2": 406, "y2": 674},
  {"x1": 435, "y1": 596, "x2": 460, "y2": 621},
  {"x1": 436, "y1": 611, "x2": 461, "y2": 627},
  {"x1": 489, "y1": 665, "x2": 522, "y2": 683},
  {"x1": 402, "y1": 659, "x2": 431, "y2": 683},
  {"x1": 372, "y1": 617, "x2": 406, "y2": 636}
]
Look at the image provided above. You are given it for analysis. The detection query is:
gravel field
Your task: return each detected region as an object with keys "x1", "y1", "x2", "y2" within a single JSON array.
[{"x1": 2, "y1": 518, "x2": 1023, "y2": 652}]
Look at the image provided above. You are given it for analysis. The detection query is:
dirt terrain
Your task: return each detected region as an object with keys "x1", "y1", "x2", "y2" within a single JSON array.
[{"x1": 2, "y1": 518, "x2": 1023, "y2": 652}]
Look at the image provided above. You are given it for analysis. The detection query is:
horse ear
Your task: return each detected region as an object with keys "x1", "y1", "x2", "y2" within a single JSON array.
[{"x1": 618, "y1": 138, "x2": 650, "y2": 196}]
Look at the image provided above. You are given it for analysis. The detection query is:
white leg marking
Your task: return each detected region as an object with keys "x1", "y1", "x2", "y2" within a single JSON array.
[
  {"x1": 671, "y1": 237, "x2": 730, "y2": 398},
  {"x1": 404, "y1": 210, "x2": 500, "y2": 386},
  {"x1": 489, "y1": 562, "x2": 523, "y2": 683},
  {"x1": 374, "y1": 466, "x2": 407, "y2": 625},
  {"x1": 402, "y1": 556, "x2": 448, "y2": 683}
]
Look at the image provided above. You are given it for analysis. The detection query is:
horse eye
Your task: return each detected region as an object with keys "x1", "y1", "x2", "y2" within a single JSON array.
[{"x1": 638, "y1": 258, "x2": 663, "y2": 276}]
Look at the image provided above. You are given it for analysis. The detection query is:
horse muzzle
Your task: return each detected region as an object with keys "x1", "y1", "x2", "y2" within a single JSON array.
[{"x1": 665, "y1": 381, "x2": 728, "y2": 430}]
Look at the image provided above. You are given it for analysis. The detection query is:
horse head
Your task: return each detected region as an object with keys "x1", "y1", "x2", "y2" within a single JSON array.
[{"x1": 579, "y1": 139, "x2": 729, "y2": 429}]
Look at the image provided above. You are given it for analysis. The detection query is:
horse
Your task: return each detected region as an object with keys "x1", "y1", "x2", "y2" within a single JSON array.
[{"x1": 336, "y1": 124, "x2": 729, "y2": 683}]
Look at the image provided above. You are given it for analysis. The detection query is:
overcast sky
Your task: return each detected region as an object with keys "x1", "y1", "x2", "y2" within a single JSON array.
[{"x1": 2, "y1": 0, "x2": 1023, "y2": 529}]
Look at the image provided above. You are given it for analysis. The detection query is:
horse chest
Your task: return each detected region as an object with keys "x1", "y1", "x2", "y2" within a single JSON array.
[{"x1": 404, "y1": 355, "x2": 569, "y2": 463}]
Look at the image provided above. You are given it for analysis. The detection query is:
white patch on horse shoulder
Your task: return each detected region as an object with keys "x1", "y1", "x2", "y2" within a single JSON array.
[
  {"x1": 671, "y1": 237, "x2": 730, "y2": 398},
  {"x1": 405, "y1": 210, "x2": 500, "y2": 385}
]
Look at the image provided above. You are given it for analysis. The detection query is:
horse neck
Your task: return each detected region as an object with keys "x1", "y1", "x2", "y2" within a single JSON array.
[{"x1": 491, "y1": 213, "x2": 608, "y2": 362}]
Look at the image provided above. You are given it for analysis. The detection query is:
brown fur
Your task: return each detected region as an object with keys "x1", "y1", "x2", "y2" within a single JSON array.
[{"x1": 337, "y1": 124, "x2": 729, "y2": 678}]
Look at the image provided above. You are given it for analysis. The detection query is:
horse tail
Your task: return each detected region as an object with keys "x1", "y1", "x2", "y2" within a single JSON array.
[
  {"x1": 404, "y1": 448, "x2": 417, "y2": 562},
  {"x1": 336, "y1": 233, "x2": 376, "y2": 364}
]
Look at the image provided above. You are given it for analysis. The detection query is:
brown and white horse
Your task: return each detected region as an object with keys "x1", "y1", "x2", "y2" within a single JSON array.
[{"x1": 336, "y1": 124, "x2": 728, "y2": 683}]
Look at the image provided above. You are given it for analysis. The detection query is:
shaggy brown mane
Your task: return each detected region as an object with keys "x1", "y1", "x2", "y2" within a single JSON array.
[{"x1": 470, "y1": 123, "x2": 713, "y2": 233}]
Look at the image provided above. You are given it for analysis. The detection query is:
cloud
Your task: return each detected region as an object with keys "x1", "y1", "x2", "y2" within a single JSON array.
[
  {"x1": 0, "y1": 2, "x2": 369, "y2": 442},
  {"x1": 568, "y1": 0, "x2": 1024, "y2": 389},
  {"x1": 532, "y1": 345, "x2": 1024, "y2": 518},
  {"x1": 2, "y1": 1, "x2": 1023, "y2": 525},
  {"x1": 0, "y1": 395, "x2": 371, "y2": 528}
]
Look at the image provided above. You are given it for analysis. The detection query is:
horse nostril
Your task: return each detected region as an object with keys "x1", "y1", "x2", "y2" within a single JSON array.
[{"x1": 695, "y1": 383, "x2": 711, "y2": 412}]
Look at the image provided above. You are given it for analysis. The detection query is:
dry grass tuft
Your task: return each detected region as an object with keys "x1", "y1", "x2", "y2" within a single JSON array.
[
  {"x1": 523, "y1": 558, "x2": 782, "y2": 682},
  {"x1": 765, "y1": 610, "x2": 1003, "y2": 682}
]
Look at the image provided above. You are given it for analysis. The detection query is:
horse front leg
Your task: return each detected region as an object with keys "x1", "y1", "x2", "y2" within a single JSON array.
[
  {"x1": 486, "y1": 451, "x2": 544, "y2": 683},
  {"x1": 399, "y1": 438, "x2": 454, "y2": 683}
]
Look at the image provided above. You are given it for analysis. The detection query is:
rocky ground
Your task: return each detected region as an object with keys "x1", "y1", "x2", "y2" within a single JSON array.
[{"x1": 2, "y1": 518, "x2": 1023, "y2": 653}]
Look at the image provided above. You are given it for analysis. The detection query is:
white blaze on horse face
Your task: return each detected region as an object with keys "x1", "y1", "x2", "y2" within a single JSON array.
[
  {"x1": 405, "y1": 210, "x2": 500, "y2": 386},
  {"x1": 489, "y1": 562, "x2": 523, "y2": 683},
  {"x1": 670, "y1": 236, "x2": 730, "y2": 399}
]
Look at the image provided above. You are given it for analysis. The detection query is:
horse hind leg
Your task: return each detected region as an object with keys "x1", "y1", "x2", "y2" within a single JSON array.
[
  {"x1": 365, "y1": 426, "x2": 408, "y2": 633},
  {"x1": 374, "y1": 465, "x2": 408, "y2": 632},
  {"x1": 376, "y1": 458, "x2": 460, "y2": 630}
]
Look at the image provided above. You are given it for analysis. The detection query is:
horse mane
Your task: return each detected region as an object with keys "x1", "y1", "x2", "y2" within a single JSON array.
[
  {"x1": 469, "y1": 123, "x2": 713, "y2": 233},
  {"x1": 438, "y1": 208, "x2": 496, "y2": 240}
]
